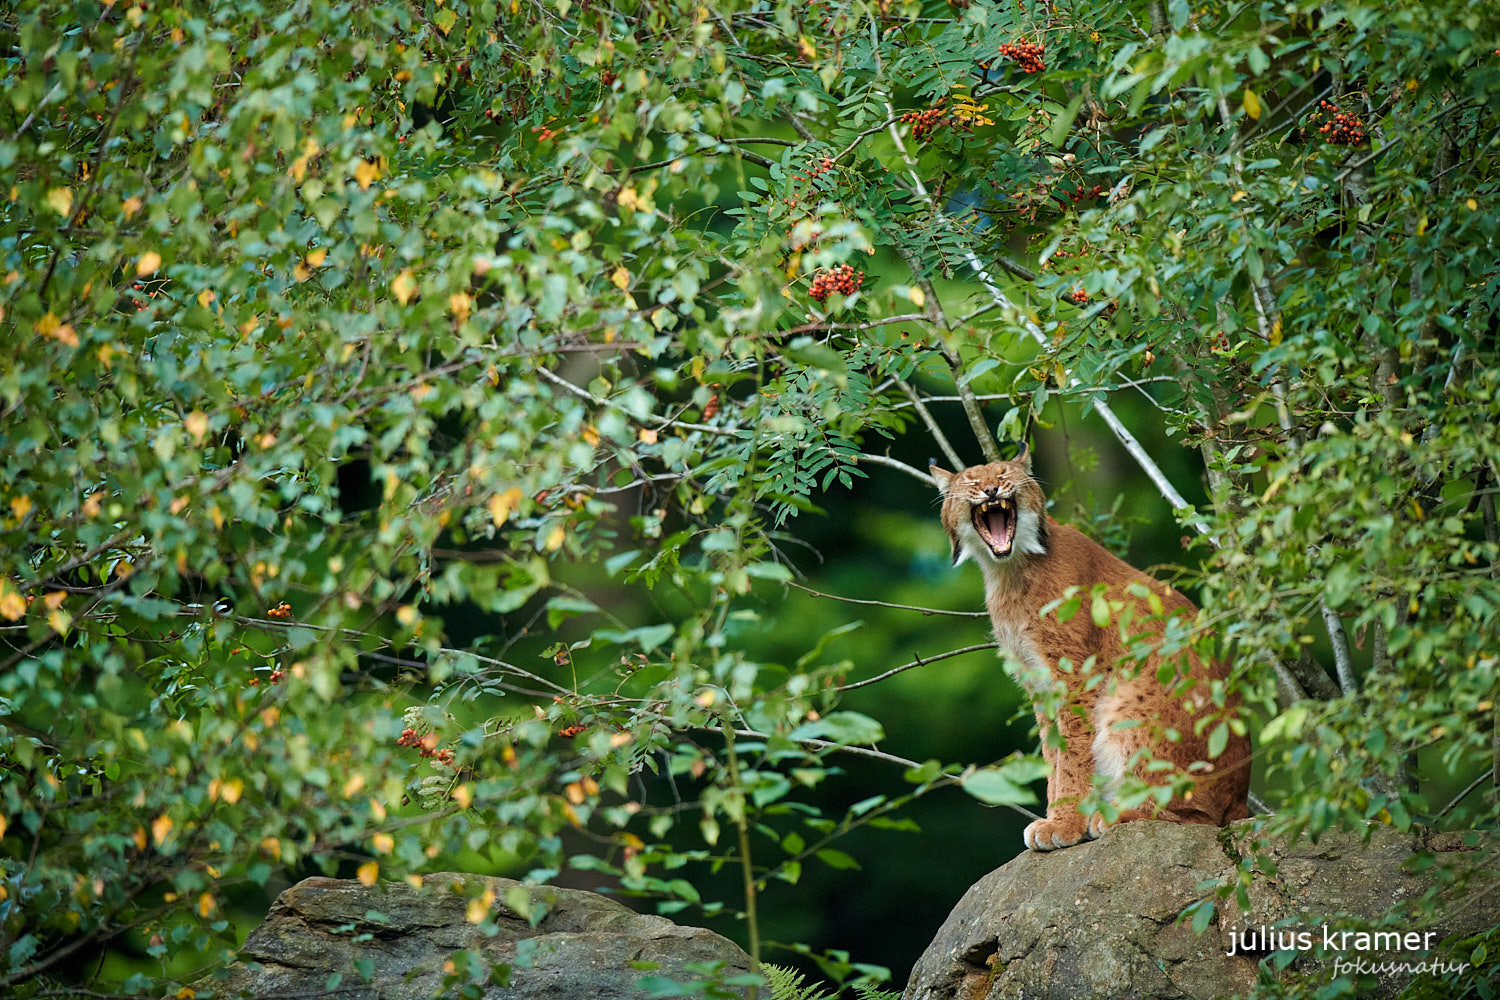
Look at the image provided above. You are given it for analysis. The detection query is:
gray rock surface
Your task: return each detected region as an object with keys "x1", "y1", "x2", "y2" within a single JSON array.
[
  {"x1": 904, "y1": 820, "x2": 1495, "y2": 1000},
  {"x1": 194, "y1": 872, "x2": 752, "y2": 999}
]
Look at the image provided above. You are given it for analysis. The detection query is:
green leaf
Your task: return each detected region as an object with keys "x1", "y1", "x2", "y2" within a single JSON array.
[
  {"x1": 815, "y1": 848, "x2": 861, "y2": 870},
  {"x1": 1091, "y1": 590, "x2": 1111, "y2": 628},
  {"x1": 789, "y1": 711, "x2": 885, "y2": 746},
  {"x1": 1047, "y1": 92, "x2": 1087, "y2": 149},
  {"x1": 1207, "y1": 722, "x2": 1228, "y2": 760},
  {"x1": 961, "y1": 767, "x2": 1038, "y2": 806}
]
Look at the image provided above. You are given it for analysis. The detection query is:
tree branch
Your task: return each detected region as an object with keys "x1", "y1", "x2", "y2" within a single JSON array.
[
  {"x1": 898, "y1": 381, "x2": 964, "y2": 470},
  {"x1": 1319, "y1": 597, "x2": 1358, "y2": 695}
]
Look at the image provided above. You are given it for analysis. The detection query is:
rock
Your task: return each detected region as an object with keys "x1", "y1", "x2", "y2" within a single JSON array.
[
  {"x1": 904, "y1": 820, "x2": 1496, "y2": 1000},
  {"x1": 194, "y1": 872, "x2": 752, "y2": 999}
]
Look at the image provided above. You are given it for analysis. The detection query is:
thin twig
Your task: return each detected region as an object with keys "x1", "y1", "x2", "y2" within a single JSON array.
[
  {"x1": 834, "y1": 643, "x2": 1000, "y2": 692},
  {"x1": 849, "y1": 451, "x2": 933, "y2": 483},
  {"x1": 787, "y1": 581, "x2": 987, "y2": 618}
]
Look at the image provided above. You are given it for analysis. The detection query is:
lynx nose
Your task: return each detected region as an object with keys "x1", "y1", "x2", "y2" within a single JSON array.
[{"x1": 984, "y1": 486, "x2": 1000, "y2": 499}]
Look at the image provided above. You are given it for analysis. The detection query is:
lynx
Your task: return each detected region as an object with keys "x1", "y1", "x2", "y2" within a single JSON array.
[{"x1": 930, "y1": 445, "x2": 1250, "y2": 851}]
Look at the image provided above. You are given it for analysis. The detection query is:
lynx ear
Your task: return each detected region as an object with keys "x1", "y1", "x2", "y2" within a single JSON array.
[
  {"x1": 1011, "y1": 440, "x2": 1032, "y2": 471},
  {"x1": 928, "y1": 459, "x2": 955, "y2": 493}
]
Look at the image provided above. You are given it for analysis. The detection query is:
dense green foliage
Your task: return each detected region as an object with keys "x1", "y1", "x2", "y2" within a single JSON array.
[{"x1": 2, "y1": 0, "x2": 1497, "y2": 996}]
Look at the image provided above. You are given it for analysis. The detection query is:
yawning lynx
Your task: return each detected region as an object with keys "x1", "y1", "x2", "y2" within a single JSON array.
[{"x1": 930, "y1": 445, "x2": 1250, "y2": 851}]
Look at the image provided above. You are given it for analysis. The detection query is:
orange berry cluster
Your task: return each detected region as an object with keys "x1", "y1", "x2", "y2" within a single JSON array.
[
  {"x1": 127, "y1": 281, "x2": 163, "y2": 312},
  {"x1": 899, "y1": 107, "x2": 948, "y2": 141},
  {"x1": 1309, "y1": 100, "x2": 1367, "y2": 146},
  {"x1": 1064, "y1": 287, "x2": 1089, "y2": 305},
  {"x1": 781, "y1": 155, "x2": 839, "y2": 224},
  {"x1": 998, "y1": 38, "x2": 1045, "y2": 74},
  {"x1": 1069, "y1": 184, "x2": 1104, "y2": 203},
  {"x1": 556, "y1": 724, "x2": 586, "y2": 738},
  {"x1": 247, "y1": 668, "x2": 284, "y2": 688},
  {"x1": 267, "y1": 602, "x2": 293, "y2": 619},
  {"x1": 809, "y1": 264, "x2": 864, "y2": 302},
  {"x1": 397, "y1": 728, "x2": 455, "y2": 765}
]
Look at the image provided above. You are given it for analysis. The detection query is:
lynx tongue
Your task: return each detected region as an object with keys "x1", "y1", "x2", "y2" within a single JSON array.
[{"x1": 975, "y1": 501, "x2": 1016, "y2": 557}]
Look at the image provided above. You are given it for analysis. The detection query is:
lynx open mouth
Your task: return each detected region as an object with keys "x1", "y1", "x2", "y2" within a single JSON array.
[{"x1": 972, "y1": 498, "x2": 1017, "y2": 557}]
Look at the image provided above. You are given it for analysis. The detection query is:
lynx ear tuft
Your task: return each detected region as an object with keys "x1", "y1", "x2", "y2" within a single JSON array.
[
  {"x1": 928, "y1": 462, "x2": 955, "y2": 493},
  {"x1": 1011, "y1": 440, "x2": 1032, "y2": 470}
]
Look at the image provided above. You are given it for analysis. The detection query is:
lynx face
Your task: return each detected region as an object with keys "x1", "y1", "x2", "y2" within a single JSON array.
[{"x1": 929, "y1": 455, "x2": 1049, "y2": 568}]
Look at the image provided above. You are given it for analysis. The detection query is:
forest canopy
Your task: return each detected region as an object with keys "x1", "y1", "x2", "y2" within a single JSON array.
[{"x1": 1, "y1": 0, "x2": 1498, "y2": 995}]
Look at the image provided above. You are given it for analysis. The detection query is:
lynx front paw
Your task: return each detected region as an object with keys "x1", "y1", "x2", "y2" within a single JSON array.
[{"x1": 1023, "y1": 816, "x2": 1090, "y2": 851}]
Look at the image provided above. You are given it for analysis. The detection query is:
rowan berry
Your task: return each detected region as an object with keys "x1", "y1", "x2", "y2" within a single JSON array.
[
  {"x1": 998, "y1": 38, "x2": 1045, "y2": 74},
  {"x1": 899, "y1": 107, "x2": 948, "y2": 142},
  {"x1": 1307, "y1": 100, "x2": 1367, "y2": 146},
  {"x1": 809, "y1": 264, "x2": 864, "y2": 303}
]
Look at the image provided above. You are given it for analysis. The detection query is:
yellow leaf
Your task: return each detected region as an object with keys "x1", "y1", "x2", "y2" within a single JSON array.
[
  {"x1": 1466, "y1": 198, "x2": 1478, "y2": 211},
  {"x1": 354, "y1": 159, "x2": 380, "y2": 191},
  {"x1": 306, "y1": 247, "x2": 327, "y2": 267},
  {"x1": 447, "y1": 292, "x2": 472, "y2": 321},
  {"x1": 465, "y1": 893, "x2": 493, "y2": 924},
  {"x1": 292, "y1": 263, "x2": 311, "y2": 283},
  {"x1": 1269, "y1": 317, "x2": 1283, "y2": 346},
  {"x1": 10, "y1": 495, "x2": 32, "y2": 520},
  {"x1": 369, "y1": 797, "x2": 388, "y2": 822},
  {"x1": 638, "y1": 427, "x2": 658, "y2": 444},
  {"x1": 176, "y1": 989, "x2": 196, "y2": 1000},
  {"x1": 0, "y1": 582, "x2": 26, "y2": 621},
  {"x1": 1416, "y1": 216, "x2": 1427, "y2": 237},
  {"x1": 151, "y1": 813, "x2": 174, "y2": 847},
  {"x1": 289, "y1": 137, "x2": 320, "y2": 182},
  {"x1": 47, "y1": 608, "x2": 71, "y2": 636},
  {"x1": 1230, "y1": 190, "x2": 1247, "y2": 203},
  {"x1": 581, "y1": 424, "x2": 600, "y2": 446},
  {"x1": 356, "y1": 861, "x2": 379, "y2": 886},
  {"x1": 372, "y1": 833, "x2": 394, "y2": 854},
  {"x1": 261, "y1": 836, "x2": 281, "y2": 860},
  {"x1": 197, "y1": 892, "x2": 216, "y2": 917},
  {"x1": 909, "y1": 286, "x2": 926, "y2": 307},
  {"x1": 343, "y1": 772, "x2": 365, "y2": 798},
  {"x1": 616, "y1": 187, "x2": 638, "y2": 210},
  {"x1": 185, "y1": 410, "x2": 209, "y2": 442},
  {"x1": 610, "y1": 267, "x2": 630, "y2": 289},
  {"x1": 1242, "y1": 89, "x2": 1262, "y2": 120},
  {"x1": 452, "y1": 783, "x2": 472, "y2": 809},
  {"x1": 489, "y1": 486, "x2": 523, "y2": 527},
  {"x1": 43, "y1": 591, "x2": 65, "y2": 610},
  {"x1": 36, "y1": 311, "x2": 79, "y2": 346},
  {"x1": 122, "y1": 196, "x2": 143, "y2": 218},
  {"x1": 221, "y1": 778, "x2": 242, "y2": 804},
  {"x1": 196, "y1": 288, "x2": 216, "y2": 308},
  {"x1": 136, "y1": 251, "x2": 162, "y2": 276},
  {"x1": 544, "y1": 524, "x2": 565, "y2": 551},
  {"x1": 46, "y1": 187, "x2": 74, "y2": 217},
  {"x1": 0, "y1": 814, "x2": 6, "y2": 839},
  {"x1": 391, "y1": 269, "x2": 417, "y2": 305}
]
